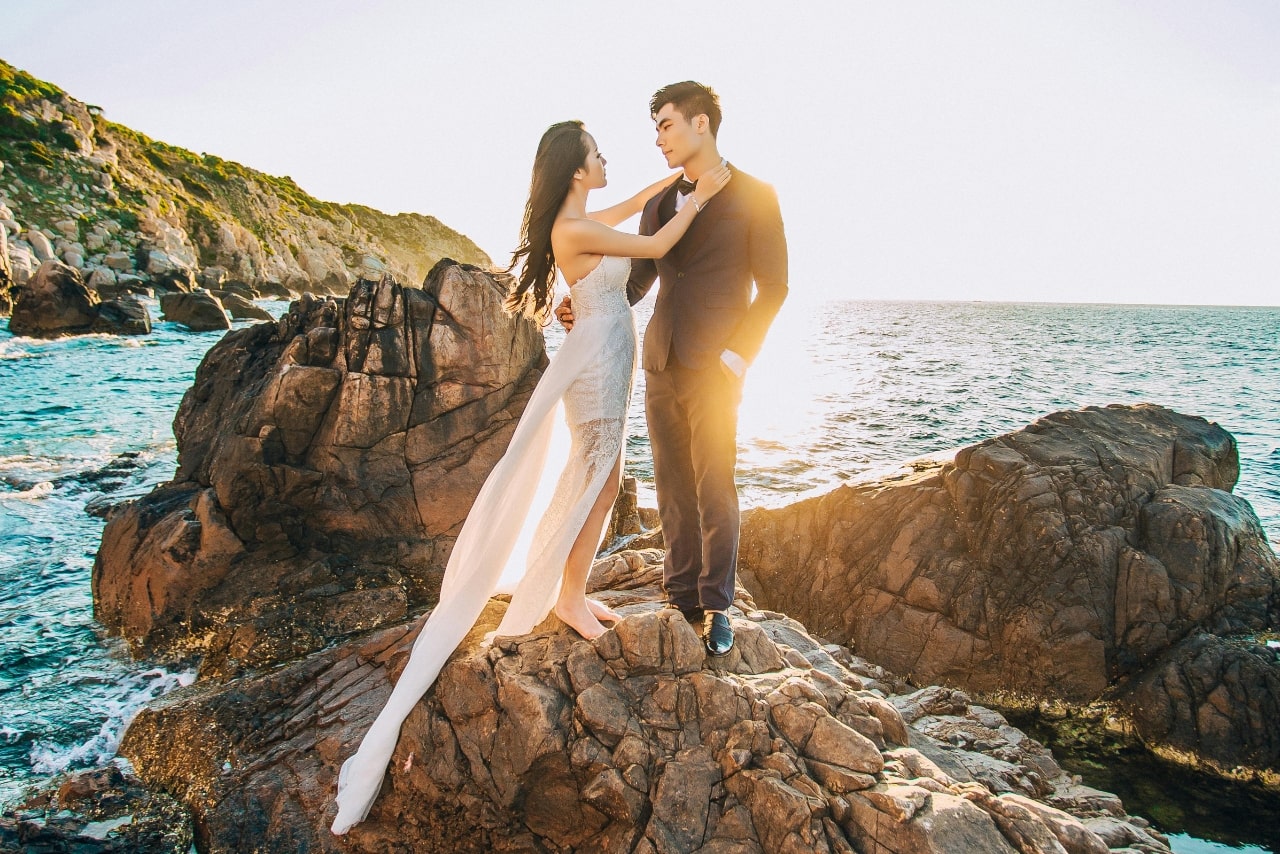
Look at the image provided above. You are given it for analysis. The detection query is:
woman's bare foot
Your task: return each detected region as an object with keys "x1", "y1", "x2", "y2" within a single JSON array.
[
  {"x1": 587, "y1": 598, "x2": 622, "y2": 624},
  {"x1": 555, "y1": 599, "x2": 607, "y2": 640}
]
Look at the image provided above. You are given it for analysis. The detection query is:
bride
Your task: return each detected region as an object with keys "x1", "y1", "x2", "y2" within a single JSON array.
[{"x1": 331, "y1": 120, "x2": 730, "y2": 835}]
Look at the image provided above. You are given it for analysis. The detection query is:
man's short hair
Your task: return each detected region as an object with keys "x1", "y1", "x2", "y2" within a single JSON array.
[{"x1": 651, "y1": 81, "x2": 722, "y2": 137}]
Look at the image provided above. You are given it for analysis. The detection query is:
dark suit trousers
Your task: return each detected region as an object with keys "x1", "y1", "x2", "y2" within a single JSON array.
[{"x1": 646, "y1": 362, "x2": 740, "y2": 612}]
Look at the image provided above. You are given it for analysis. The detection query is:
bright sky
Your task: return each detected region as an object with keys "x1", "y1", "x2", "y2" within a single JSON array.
[{"x1": 2, "y1": 0, "x2": 1278, "y2": 306}]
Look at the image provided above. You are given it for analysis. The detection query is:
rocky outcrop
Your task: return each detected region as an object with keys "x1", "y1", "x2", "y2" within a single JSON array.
[
  {"x1": 1115, "y1": 632, "x2": 1280, "y2": 779},
  {"x1": 217, "y1": 290, "x2": 273, "y2": 321},
  {"x1": 8, "y1": 259, "x2": 100, "y2": 336},
  {"x1": 0, "y1": 220, "x2": 13, "y2": 315},
  {"x1": 118, "y1": 550, "x2": 1167, "y2": 853},
  {"x1": 93, "y1": 262, "x2": 546, "y2": 674},
  {"x1": 0, "y1": 59, "x2": 489, "y2": 315},
  {"x1": 738, "y1": 405, "x2": 1280, "y2": 776},
  {"x1": 0, "y1": 765, "x2": 192, "y2": 853},
  {"x1": 159, "y1": 290, "x2": 231, "y2": 331},
  {"x1": 6, "y1": 258, "x2": 154, "y2": 337},
  {"x1": 92, "y1": 295, "x2": 152, "y2": 335}
]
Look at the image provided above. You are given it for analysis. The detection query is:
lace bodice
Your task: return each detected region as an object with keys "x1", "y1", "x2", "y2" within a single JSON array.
[{"x1": 568, "y1": 255, "x2": 632, "y2": 321}]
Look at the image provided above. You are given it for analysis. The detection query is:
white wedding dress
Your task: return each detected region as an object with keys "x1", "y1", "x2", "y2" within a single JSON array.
[{"x1": 331, "y1": 255, "x2": 636, "y2": 834}]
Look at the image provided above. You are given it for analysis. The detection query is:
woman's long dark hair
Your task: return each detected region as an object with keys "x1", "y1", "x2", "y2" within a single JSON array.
[{"x1": 505, "y1": 120, "x2": 588, "y2": 322}]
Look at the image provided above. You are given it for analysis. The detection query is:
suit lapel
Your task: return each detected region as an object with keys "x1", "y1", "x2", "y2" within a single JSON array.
[
  {"x1": 674, "y1": 179, "x2": 732, "y2": 263},
  {"x1": 656, "y1": 181, "x2": 680, "y2": 227}
]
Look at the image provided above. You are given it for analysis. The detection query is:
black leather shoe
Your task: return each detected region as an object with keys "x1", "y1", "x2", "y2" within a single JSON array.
[{"x1": 703, "y1": 611, "x2": 734, "y2": 656}]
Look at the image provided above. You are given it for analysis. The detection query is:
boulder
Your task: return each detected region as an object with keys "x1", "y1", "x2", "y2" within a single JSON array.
[
  {"x1": 8, "y1": 240, "x2": 35, "y2": 286},
  {"x1": 740, "y1": 405, "x2": 1278, "y2": 701},
  {"x1": 25, "y1": 229, "x2": 56, "y2": 262},
  {"x1": 8, "y1": 260, "x2": 100, "y2": 337},
  {"x1": 255, "y1": 279, "x2": 293, "y2": 299},
  {"x1": 116, "y1": 550, "x2": 1163, "y2": 853},
  {"x1": 221, "y1": 280, "x2": 258, "y2": 299},
  {"x1": 738, "y1": 405, "x2": 1280, "y2": 777},
  {"x1": 85, "y1": 265, "x2": 118, "y2": 291},
  {"x1": 103, "y1": 251, "x2": 133, "y2": 272},
  {"x1": 197, "y1": 265, "x2": 228, "y2": 290},
  {"x1": 92, "y1": 296, "x2": 152, "y2": 336},
  {"x1": 150, "y1": 265, "x2": 195, "y2": 293},
  {"x1": 0, "y1": 765, "x2": 192, "y2": 853},
  {"x1": 96, "y1": 275, "x2": 153, "y2": 301},
  {"x1": 217, "y1": 291, "x2": 273, "y2": 321},
  {"x1": 1115, "y1": 632, "x2": 1280, "y2": 775},
  {"x1": 94, "y1": 262, "x2": 547, "y2": 672},
  {"x1": 160, "y1": 291, "x2": 231, "y2": 331}
]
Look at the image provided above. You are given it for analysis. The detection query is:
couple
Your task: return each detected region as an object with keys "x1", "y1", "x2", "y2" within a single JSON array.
[{"x1": 332, "y1": 80, "x2": 788, "y2": 835}]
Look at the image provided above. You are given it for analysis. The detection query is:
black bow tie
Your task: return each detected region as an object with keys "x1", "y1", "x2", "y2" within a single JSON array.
[{"x1": 675, "y1": 176, "x2": 697, "y2": 196}]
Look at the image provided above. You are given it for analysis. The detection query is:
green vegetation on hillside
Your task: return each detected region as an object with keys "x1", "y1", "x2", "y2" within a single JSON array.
[{"x1": 0, "y1": 57, "x2": 489, "y2": 287}]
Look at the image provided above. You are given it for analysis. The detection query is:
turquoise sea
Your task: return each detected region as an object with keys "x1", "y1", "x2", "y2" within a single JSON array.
[{"x1": 2, "y1": 296, "x2": 1277, "y2": 851}]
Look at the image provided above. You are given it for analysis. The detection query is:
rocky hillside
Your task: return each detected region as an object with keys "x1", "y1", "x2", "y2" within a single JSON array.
[{"x1": 0, "y1": 58, "x2": 489, "y2": 314}]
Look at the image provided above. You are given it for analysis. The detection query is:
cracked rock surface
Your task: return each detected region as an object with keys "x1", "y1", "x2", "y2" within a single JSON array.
[
  {"x1": 119, "y1": 550, "x2": 1168, "y2": 853},
  {"x1": 738, "y1": 404, "x2": 1280, "y2": 776},
  {"x1": 92, "y1": 261, "x2": 546, "y2": 674}
]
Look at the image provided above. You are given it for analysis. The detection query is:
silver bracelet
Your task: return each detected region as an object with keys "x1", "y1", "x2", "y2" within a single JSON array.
[{"x1": 691, "y1": 196, "x2": 703, "y2": 213}]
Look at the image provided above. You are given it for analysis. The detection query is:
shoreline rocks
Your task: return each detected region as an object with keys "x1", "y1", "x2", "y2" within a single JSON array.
[
  {"x1": 115, "y1": 550, "x2": 1170, "y2": 853},
  {"x1": 0, "y1": 59, "x2": 491, "y2": 322},
  {"x1": 738, "y1": 404, "x2": 1280, "y2": 781},
  {"x1": 8, "y1": 259, "x2": 152, "y2": 337},
  {"x1": 93, "y1": 261, "x2": 547, "y2": 675},
  {"x1": 0, "y1": 765, "x2": 192, "y2": 853},
  {"x1": 159, "y1": 290, "x2": 230, "y2": 331}
]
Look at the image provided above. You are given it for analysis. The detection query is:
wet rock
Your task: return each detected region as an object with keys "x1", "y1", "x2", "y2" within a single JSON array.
[
  {"x1": 1115, "y1": 632, "x2": 1280, "y2": 775},
  {"x1": 0, "y1": 764, "x2": 192, "y2": 853},
  {"x1": 159, "y1": 291, "x2": 230, "y2": 331},
  {"x1": 92, "y1": 296, "x2": 152, "y2": 335},
  {"x1": 9, "y1": 259, "x2": 100, "y2": 337}
]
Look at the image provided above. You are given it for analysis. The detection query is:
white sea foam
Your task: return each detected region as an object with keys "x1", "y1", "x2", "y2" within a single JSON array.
[
  {"x1": 0, "y1": 340, "x2": 34, "y2": 361},
  {"x1": 2, "y1": 480, "x2": 53, "y2": 500},
  {"x1": 27, "y1": 666, "x2": 196, "y2": 775}
]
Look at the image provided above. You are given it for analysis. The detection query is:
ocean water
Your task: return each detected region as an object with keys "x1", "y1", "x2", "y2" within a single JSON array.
[{"x1": 1, "y1": 296, "x2": 1276, "y2": 852}]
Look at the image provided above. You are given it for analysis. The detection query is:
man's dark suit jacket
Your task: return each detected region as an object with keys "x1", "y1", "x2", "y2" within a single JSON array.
[{"x1": 626, "y1": 165, "x2": 788, "y2": 372}]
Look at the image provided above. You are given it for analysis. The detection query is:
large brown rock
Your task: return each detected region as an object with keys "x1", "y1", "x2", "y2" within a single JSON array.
[
  {"x1": 160, "y1": 290, "x2": 231, "y2": 331},
  {"x1": 738, "y1": 404, "x2": 1280, "y2": 775},
  {"x1": 8, "y1": 259, "x2": 101, "y2": 336},
  {"x1": 92, "y1": 296, "x2": 153, "y2": 335},
  {"x1": 1115, "y1": 632, "x2": 1280, "y2": 777},
  {"x1": 216, "y1": 290, "x2": 273, "y2": 321},
  {"x1": 93, "y1": 262, "x2": 546, "y2": 673},
  {"x1": 118, "y1": 550, "x2": 1162, "y2": 853}
]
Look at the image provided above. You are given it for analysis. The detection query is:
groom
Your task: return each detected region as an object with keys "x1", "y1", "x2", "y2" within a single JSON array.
[{"x1": 560, "y1": 81, "x2": 788, "y2": 655}]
